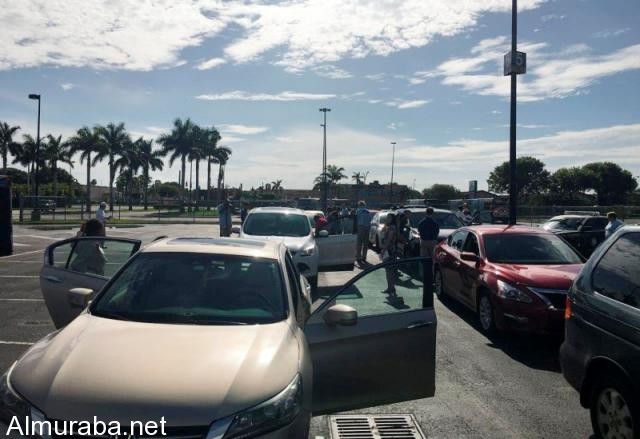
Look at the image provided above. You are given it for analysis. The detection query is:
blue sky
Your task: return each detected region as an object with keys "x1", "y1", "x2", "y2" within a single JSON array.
[{"x1": 1, "y1": 0, "x2": 639, "y2": 191}]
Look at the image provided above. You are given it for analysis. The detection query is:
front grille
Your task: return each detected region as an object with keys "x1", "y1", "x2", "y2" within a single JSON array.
[
  {"x1": 48, "y1": 423, "x2": 207, "y2": 439},
  {"x1": 529, "y1": 288, "x2": 568, "y2": 310},
  {"x1": 329, "y1": 414, "x2": 425, "y2": 439}
]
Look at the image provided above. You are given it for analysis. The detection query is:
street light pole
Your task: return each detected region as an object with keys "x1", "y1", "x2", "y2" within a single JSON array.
[
  {"x1": 28, "y1": 94, "x2": 41, "y2": 199},
  {"x1": 508, "y1": 0, "x2": 518, "y2": 225},
  {"x1": 389, "y1": 141, "x2": 397, "y2": 204},
  {"x1": 319, "y1": 108, "x2": 331, "y2": 212}
]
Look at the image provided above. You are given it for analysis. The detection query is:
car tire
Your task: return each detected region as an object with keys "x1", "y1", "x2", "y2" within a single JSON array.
[
  {"x1": 590, "y1": 374, "x2": 638, "y2": 439},
  {"x1": 434, "y1": 267, "x2": 447, "y2": 301},
  {"x1": 477, "y1": 291, "x2": 496, "y2": 334}
]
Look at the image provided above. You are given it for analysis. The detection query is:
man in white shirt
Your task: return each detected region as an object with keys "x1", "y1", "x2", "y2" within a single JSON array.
[
  {"x1": 605, "y1": 211, "x2": 624, "y2": 239},
  {"x1": 95, "y1": 201, "x2": 110, "y2": 236}
]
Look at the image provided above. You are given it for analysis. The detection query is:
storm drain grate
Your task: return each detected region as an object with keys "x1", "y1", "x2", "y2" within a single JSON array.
[{"x1": 329, "y1": 414, "x2": 426, "y2": 439}]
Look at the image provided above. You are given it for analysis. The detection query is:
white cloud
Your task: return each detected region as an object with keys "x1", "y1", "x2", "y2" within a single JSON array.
[
  {"x1": 196, "y1": 57, "x2": 226, "y2": 70},
  {"x1": 218, "y1": 124, "x2": 269, "y2": 135},
  {"x1": 0, "y1": 0, "x2": 546, "y2": 71},
  {"x1": 312, "y1": 65, "x2": 353, "y2": 79},
  {"x1": 386, "y1": 99, "x2": 431, "y2": 109},
  {"x1": 540, "y1": 14, "x2": 565, "y2": 22},
  {"x1": 195, "y1": 90, "x2": 336, "y2": 102},
  {"x1": 365, "y1": 73, "x2": 385, "y2": 82},
  {"x1": 429, "y1": 37, "x2": 640, "y2": 102},
  {"x1": 387, "y1": 123, "x2": 399, "y2": 130},
  {"x1": 592, "y1": 28, "x2": 630, "y2": 39},
  {"x1": 60, "y1": 83, "x2": 74, "y2": 91}
]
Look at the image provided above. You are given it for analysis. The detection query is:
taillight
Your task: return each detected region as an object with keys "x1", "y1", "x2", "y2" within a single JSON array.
[{"x1": 564, "y1": 296, "x2": 573, "y2": 320}]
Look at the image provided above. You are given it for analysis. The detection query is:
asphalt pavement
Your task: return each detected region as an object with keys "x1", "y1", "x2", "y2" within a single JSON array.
[{"x1": 0, "y1": 224, "x2": 592, "y2": 438}]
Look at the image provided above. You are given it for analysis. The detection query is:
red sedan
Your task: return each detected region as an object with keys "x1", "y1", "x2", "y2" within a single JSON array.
[{"x1": 433, "y1": 225, "x2": 585, "y2": 334}]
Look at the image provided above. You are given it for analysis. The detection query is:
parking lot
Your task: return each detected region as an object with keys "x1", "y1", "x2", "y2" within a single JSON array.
[{"x1": 0, "y1": 224, "x2": 592, "y2": 438}]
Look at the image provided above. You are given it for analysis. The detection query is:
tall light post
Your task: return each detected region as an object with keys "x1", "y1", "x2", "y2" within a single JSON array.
[
  {"x1": 28, "y1": 94, "x2": 41, "y2": 199},
  {"x1": 389, "y1": 141, "x2": 397, "y2": 204},
  {"x1": 319, "y1": 108, "x2": 331, "y2": 212}
]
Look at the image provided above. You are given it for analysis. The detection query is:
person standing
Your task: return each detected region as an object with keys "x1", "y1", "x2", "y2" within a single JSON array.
[
  {"x1": 240, "y1": 203, "x2": 249, "y2": 224},
  {"x1": 380, "y1": 213, "x2": 398, "y2": 296},
  {"x1": 95, "y1": 201, "x2": 110, "y2": 236},
  {"x1": 355, "y1": 201, "x2": 371, "y2": 264},
  {"x1": 217, "y1": 198, "x2": 232, "y2": 237},
  {"x1": 417, "y1": 207, "x2": 440, "y2": 258},
  {"x1": 605, "y1": 211, "x2": 624, "y2": 239}
]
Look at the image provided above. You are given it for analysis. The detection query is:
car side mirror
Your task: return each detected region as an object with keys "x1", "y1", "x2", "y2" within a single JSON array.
[
  {"x1": 324, "y1": 304, "x2": 358, "y2": 326},
  {"x1": 317, "y1": 230, "x2": 329, "y2": 238},
  {"x1": 68, "y1": 288, "x2": 94, "y2": 308},
  {"x1": 460, "y1": 252, "x2": 479, "y2": 262},
  {"x1": 231, "y1": 226, "x2": 240, "y2": 234}
]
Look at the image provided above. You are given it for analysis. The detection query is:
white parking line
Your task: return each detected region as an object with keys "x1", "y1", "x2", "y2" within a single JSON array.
[
  {"x1": 0, "y1": 298, "x2": 44, "y2": 302},
  {"x1": 0, "y1": 340, "x2": 34, "y2": 346},
  {"x1": 0, "y1": 249, "x2": 44, "y2": 259},
  {"x1": 14, "y1": 235, "x2": 63, "y2": 241},
  {"x1": 0, "y1": 260, "x2": 40, "y2": 263},
  {"x1": 0, "y1": 275, "x2": 38, "y2": 278}
]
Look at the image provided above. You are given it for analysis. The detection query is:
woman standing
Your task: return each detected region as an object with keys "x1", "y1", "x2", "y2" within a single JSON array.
[{"x1": 380, "y1": 213, "x2": 398, "y2": 296}]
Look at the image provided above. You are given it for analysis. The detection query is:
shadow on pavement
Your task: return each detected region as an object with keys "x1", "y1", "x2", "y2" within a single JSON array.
[{"x1": 438, "y1": 295, "x2": 563, "y2": 372}]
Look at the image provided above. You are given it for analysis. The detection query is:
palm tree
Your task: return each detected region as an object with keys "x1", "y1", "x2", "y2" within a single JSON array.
[
  {"x1": 212, "y1": 145, "x2": 232, "y2": 203},
  {"x1": 187, "y1": 125, "x2": 209, "y2": 208},
  {"x1": 0, "y1": 122, "x2": 21, "y2": 170},
  {"x1": 44, "y1": 134, "x2": 73, "y2": 196},
  {"x1": 12, "y1": 135, "x2": 39, "y2": 194},
  {"x1": 114, "y1": 140, "x2": 142, "y2": 211},
  {"x1": 314, "y1": 164, "x2": 347, "y2": 199},
  {"x1": 352, "y1": 171, "x2": 363, "y2": 185},
  {"x1": 68, "y1": 127, "x2": 103, "y2": 212},
  {"x1": 204, "y1": 128, "x2": 222, "y2": 209},
  {"x1": 271, "y1": 180, "x2": 283, "y2": 192},
  {"x1": 136, "y1": 138, "x2": 163, "y2": 210},
  {"x1": 95, "y1": 122, "x2": 130, "y2": 212},
  {"x1": 157, "y1": 118, "x2": 194, "y2": 200}
]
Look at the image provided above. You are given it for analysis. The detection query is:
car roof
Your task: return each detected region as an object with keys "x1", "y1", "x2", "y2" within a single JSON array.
[
  {"x1": 548, "y1": 215, "x2": 606, "y2": 220},
  {"x1": 142, "y1": 237, "x2": 283, "y2": 259},
  {"x1": 464, "y1": 225, "x2": 552, "y2": 236},
  {"x1": 249, "y1": 206, "x2": 306, "y2": 215},
  {"x1": 394, "y1": 207, "x2": 453, "y2": 214}
]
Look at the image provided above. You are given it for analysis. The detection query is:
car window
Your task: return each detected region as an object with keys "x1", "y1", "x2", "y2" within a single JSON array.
[
  {"x1": 585, "y1": 217, "x2": 608, "y2": 229},
  {"x1": 285, "y1": 253, "x2": 301, "y2": 314},
  {"x1": 243, "y1": 212, "x2": 310, "y2": 237},
  {"x1": 434, "y1": 212, "x2": 464, "y2": 228},
  {"x1": 334, "y1": 259, "x2": 425, "y2": 317},
  {"x1": 448, "y1": 230, "x2": 468, "y2": 251},
  {"x1": 50, "y1": 242, "x2": 74, "y2": 268},
  {"x1": 463, "y1": 233, "x2": 480, "y2": 255},
  {"x1": 542, "y1": 217, "x2": 582, "y2": 231},
  {"x1": 484, "y1": 234, "x2": 583, "y2": 265},
  {"x1": 92, "y1": 253, "x2": 287, "y2": 324},
  {"x1": 67, "y1": 239, "x2": 138, "y2": 277},
  {"x1": 592, "y1": 232, "x2": 640, "y2": 310}
]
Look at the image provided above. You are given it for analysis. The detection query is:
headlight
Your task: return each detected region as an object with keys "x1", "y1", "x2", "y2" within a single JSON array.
[
  {"x1": 496, "y1": 280, "x2": 533, "y2": 303},
  {"x1": 299, "y1": 245, "x2": 315, "y2": 257},
  {"x1": 0, "y1": 365, "x2": 33, "y2": 424},
  {"x1": 221, "y1": 374, "x2": 302, "y2": 438}
]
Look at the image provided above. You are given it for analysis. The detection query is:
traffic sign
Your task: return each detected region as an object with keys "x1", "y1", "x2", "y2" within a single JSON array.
[{"x1": 504, "y1": 51, "x2": 526, "y2": 75}]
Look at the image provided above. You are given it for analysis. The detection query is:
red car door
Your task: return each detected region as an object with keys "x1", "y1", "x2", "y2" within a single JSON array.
[
  {"x1": 457, "y1": 232, "x2": 482, "y2": 309},
  {"x1": 437, "y1": 230, "x2": 468, "y2": 301}
]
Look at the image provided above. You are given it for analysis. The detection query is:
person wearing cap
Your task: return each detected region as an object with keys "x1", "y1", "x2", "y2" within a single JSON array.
[
  {"x1": 605, "y1": 212, "x2": 624, "y2": 239},
  {"x1": 95, "y1": 201, "x2": 111, "y2": 236}
]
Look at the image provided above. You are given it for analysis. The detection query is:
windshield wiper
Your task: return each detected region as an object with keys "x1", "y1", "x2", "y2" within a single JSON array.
[
  {"x1": 92, "y1": 310, "x2": 132, "y2": 321},
  {"x1": 174, "y1": 319, "x2": 248, "y2": 325}
]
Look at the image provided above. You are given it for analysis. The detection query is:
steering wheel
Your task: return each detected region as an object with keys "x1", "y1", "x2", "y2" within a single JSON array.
[{"x1": 233, "y1": 289, "x2": 274, "y2": 312}]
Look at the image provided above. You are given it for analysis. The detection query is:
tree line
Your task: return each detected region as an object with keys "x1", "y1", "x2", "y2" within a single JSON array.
[{"x1": 0, "y1": 119, "x2": 232, "y2": 211}]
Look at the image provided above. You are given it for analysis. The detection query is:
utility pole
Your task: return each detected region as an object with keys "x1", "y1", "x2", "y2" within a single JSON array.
[
  {"x1": 505, "y1": 0, "x2": 526, "y2": 225},
  {"x1": 389, "y1": 141, "x2": 397, "y2": 204},
  {"x1": 28, "y1": 94, "x2": 41, "y2": 199},
  {"x1": 319, "y1": 108, "x2": 331, "y2": 212}
]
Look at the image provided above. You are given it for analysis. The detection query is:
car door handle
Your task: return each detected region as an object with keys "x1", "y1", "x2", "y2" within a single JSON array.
[
  {"x1": 407, "y1": 321, "x2": 433, "y2": 329},
  {"x1": 454, "y1": 260, "x2": 461, "y2": 266},
  {"x1": 42, "y1": 275, "x2": 62, "y2": 283}
]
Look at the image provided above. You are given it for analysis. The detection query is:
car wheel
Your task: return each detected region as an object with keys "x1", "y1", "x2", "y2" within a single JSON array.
[
  {"x1": 434, "y1": 267, "x2": 447, "y2": 300},
  {"x1": 477, "y1": 292, "x2": 496, "y2": 334},
  {"x1": 590, "y1": 374, "x2": 637, "y2": 439}
]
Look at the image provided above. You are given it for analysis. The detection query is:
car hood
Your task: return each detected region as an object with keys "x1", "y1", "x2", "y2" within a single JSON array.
[
  {"x1": 11, "y1": 314, "x2": 299, "y2": 426},
  {"x1": 410, "y1": 227, "x2": 457, "y2": 241},
  {"x1": 491, "y1": 263, "x2": 582, "y2": 289},
  {"x1": 242, "y1": 234, "x2": 311, "y2": 251}
]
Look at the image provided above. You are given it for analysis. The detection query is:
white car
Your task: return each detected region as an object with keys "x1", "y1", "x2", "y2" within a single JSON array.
[
  {"x1": 236, "y1": 207, "x2": 356, "y2": 287},
  {"x1": 369, "y1": 210, "x2": 389, "y2": 250}
]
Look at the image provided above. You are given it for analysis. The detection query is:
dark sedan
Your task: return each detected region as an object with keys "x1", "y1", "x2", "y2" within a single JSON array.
[
  {"x1": 542, "y1": 214, "x2": 608, "y2": 257},
  {"x1": 434, "y1": 226, "x2": 584, "y2": 334}
]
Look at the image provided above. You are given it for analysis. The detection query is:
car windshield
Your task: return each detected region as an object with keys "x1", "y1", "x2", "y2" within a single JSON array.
[
  {"x1": 91, "y1": 253, "x2": 287, "y2": 324},
  {"x1": 542, "y1": 217, "x2": 583, "y2": 231},
  {"x1": 406, "y1": 211, "x2": 463, "y2": 229},
  {"x1": 243, "y1": 212, "x2": 310, "y2": 237},
  {"x1": 484, "y1": 234, "x2": 583, "y2": 265}
]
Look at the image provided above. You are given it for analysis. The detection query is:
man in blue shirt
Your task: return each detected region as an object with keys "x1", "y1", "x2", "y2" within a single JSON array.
[
  {"x1": 418, "y1": 207, "x2": 440, "y2": 258},
  {"x1": 605, "y1": 211, "x2": 624, "y2": 239},
  {"x1": 217, "y1": 198, "x2": 232, "y2": 237},
  {"x1": 355, "y1": 201, "x2": 372, "y2": 264}
]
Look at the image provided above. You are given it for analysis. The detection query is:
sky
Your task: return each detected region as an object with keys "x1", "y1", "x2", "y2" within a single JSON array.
[{"x1": 1, "y1": 0, "x2": 639, "y2": 192}]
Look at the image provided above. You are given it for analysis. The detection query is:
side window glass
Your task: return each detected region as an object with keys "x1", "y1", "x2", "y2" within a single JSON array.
[
  {"x1": 285, "y1": 254, "x2": 300, "y2": 313},
  {"x1": 334, "y1": 259, "x2": 425, "y2": 317},
  {"x1": 68, "y1": 239, "x2": 138, "y2": 278},
  {"x1": 450, "y1": 231, "x2": 468, "y2": 251},
  {"x1": 463, "y1": 233, "x2": 479, "y2": 255},
  {"x1": 50, "y1": 242, "x2": 74, "y2": 268},
  {"x1": 592, "y1": 233, "x2": 640, "y2": 310}
]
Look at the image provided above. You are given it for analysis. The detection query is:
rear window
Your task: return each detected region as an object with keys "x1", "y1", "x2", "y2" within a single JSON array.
[
  {"x1": 243, "y1": 212, "x2": 310, "y2": 237},
  {"x1": 484, "y1": 233, "x2": 583, "y2": 265},
  {"x1": 592, "y1": 232, "x2": 640, "y2": 309}
]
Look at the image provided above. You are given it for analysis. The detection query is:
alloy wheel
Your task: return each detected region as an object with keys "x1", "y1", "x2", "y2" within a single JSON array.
[
  {"x1": 595, "y1": 388, "x2": 634, "y2": 439},
  {"x1": 479, "y1": 296, "x2": 493, "y2": 332},
  {"x1": 435, "y1": 270, "x2": 444, "y2": 298}
]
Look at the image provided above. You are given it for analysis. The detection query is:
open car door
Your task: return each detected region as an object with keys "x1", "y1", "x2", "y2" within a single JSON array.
[
  {"x1": 305, "y1": 258, "x2": 436, "y2": 414},
  {"x1": 40, "y1": 237, "x2": 141, "y2": 328},
  {"x1": 316, "y1": 226, "x2": 357, "y2": 271}
]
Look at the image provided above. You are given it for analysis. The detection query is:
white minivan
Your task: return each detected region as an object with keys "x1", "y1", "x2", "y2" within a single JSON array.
[{"x1": 236, "y1": 207, "x2": 356, "y2": 287}]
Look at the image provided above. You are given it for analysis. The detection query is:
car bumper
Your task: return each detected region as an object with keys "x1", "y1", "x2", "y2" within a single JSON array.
[{"x1": 493, "y1": 299, "x2": 565, "y2": 335}]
